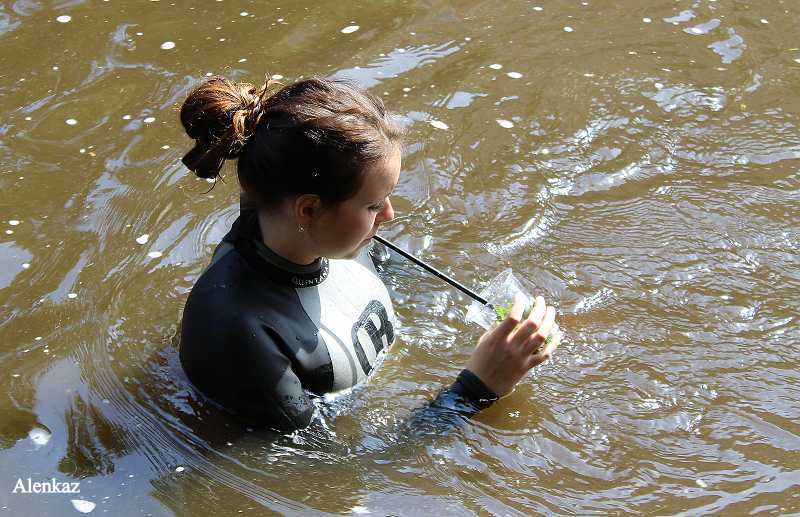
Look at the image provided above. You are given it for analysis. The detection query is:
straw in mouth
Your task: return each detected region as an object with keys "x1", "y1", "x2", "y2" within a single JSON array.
[{"x1": 372, "y1": 234, "x2": 490, "y2": 307}]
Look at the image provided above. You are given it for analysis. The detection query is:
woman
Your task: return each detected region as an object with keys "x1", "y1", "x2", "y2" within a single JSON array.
[{"x1": 178, "y1": 76, "x2": 560, "y2": 433}]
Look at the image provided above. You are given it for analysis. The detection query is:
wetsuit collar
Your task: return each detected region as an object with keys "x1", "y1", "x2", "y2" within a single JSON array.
[{"x1": 231, "y1": 210, "x2": 330, "y2": 288}]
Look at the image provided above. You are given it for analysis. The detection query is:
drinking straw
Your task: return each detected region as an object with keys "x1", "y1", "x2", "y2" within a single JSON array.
[{"x1": 372, "y1": 234, "x2": 490, "y2": 306}]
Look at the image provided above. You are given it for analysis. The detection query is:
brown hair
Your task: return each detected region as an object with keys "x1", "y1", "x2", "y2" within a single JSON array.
[{"x1": 180, "y1": 75, "x2": 405, "y2": 208}]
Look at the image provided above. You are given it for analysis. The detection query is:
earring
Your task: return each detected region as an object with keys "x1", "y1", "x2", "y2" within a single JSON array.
[{"x1": 298, "y1": 225, "x2": 305, "y2": 233}]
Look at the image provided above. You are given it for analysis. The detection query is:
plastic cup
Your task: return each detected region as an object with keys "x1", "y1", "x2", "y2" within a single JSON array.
[{"x1": 465, "y1": 268, "x2": 562, "y2": 343}]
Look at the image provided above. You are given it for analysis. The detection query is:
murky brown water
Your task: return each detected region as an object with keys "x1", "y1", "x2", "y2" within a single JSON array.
[{"x1": 2, "y1": 0, "x2": 799, "y2": 515}]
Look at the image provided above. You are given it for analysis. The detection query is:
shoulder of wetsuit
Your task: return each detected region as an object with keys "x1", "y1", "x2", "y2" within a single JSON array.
[
  {"x1": 180, "y1": 250, "x2": 316, "y2": 432},
  {"x1": 181, "y1": 301, "x2": 316, "y2": 432}
]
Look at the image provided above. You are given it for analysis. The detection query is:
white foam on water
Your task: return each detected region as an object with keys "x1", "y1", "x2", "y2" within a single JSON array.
[
  {"x1": 147, "y1": 251, "x2": 163, "y2": 258},
  {"x1": 238, "y1": 58, "x2": 247, "y2": 62},
  {"x1": 67, "y1": 293, "x2": 77, "y2": 299},
  {"x1": 70, "y1": 500, "x2": 96, "y2": 514},
  {"x1": 25, "y1": 116, "x2": 32, "y2": 120},
  {"x1": 341, "y1": 25, "x2": 359, "y2": 34},
  {"x1": 507, "y1": 71, "x2": 523, "y2": 79},
  {"x1": 162, "y1": 145, "x2": 170, "y2": 149},
  {"x1": 664, "y1": 9, "x2": 696, "y2": 24},
  {"x1": 122, "y1": 114, "x2": 131, "y2": 120},
  {"x1": 22, "y1": 263, "x2": 30, "y2": 269},
  {"x1": 533, "y1": 6, "x2": 543, "y2": 11},
  {"x1": 564, "y1": 26, "x2": 574, "y2": 32},
  {"x1": 496, "y1": 119, "x2": 514, "y2": 128},
  {"x1": 760, "y1": 18, "x2": 768, "y2": 24},
  {"x1": 655, "y1": 82, "x2": 664, "y2": 89},
  {"x1": 28, "y1": 428, "x2": 51, "y2": 446},
  {"x1": 175, "y1": 466, "x2": 185, "y2": 473},
  {"x1": 136, "y1": 234, "x2": 149, "y2": 244},
  {"x1": 272, "y1": 74, "x2": 284, "y2": 80},
  {"x1": 429, "y1": 120, "x2": 449, "y2": 130},
  {"x1": 8, "y1": 220, "x2": 20, "y2": 226},
  {"x1": 143, "y1": 117, "x2": 156, "y2": 123},
  {"x1": 5, "y1": 230, "x2": 13, "y2": 235},
  {"x1": 160, "y1": 41, "x2": 175, "y2": 50},
  {"x1": 795, "y1": 58, "x2": 800, "y2": 64},
  {"x1": 696, "y1": 479, "x2": 708, "y2": 488},
  {"x1": 489, "y1": 63, "x2": 503, "y2": 69},
  {"x1": 56, "y1": 15, "x2": 72, "y2": 23},
  {"x1": 66, "y1": 118, "x2": 77, "y2": 125},
  {"x1": 643, "y1": 17, "x2": 652, "y2": 23},
  {"x1": 240, "y1": 11, "x2": 249, "y2": 16}
]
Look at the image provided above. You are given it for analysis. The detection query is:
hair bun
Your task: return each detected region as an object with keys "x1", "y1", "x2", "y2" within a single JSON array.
[{"x1": 179, "y1": 76, "x2": 270, "y2": 179}]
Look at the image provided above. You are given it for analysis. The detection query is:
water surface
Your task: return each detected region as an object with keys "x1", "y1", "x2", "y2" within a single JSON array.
[{"x1": 1, "y1": 0, "x2": 799, "y2": 515}]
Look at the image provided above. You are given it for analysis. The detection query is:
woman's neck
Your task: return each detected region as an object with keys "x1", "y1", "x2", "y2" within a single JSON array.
[{"x1": 256, "y1": 210, "x2": 319, "y2": 266}]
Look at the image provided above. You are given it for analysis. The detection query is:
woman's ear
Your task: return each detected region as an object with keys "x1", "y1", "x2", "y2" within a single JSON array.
[{"x1": 294, "y1": 194, "x2": 321, "y2": 227}]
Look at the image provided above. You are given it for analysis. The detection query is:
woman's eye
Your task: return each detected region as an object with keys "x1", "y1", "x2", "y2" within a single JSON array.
[{"x1": 369, "y1": 203, "x2": 384, "y2": 212}]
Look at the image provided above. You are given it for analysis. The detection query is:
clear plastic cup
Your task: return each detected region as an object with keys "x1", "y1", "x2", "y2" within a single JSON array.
[{"x1": 465, "y1": 268, "x2": 562, "y2": 343}]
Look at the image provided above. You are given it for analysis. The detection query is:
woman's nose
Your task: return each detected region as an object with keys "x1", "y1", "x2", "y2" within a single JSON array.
[{"x1": 379, "y1": 198, "x2": 394, "y2": 222}]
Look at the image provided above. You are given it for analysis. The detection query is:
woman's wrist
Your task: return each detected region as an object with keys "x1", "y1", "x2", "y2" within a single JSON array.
[{"x1": 456, "y1": 369, "x2": 499, "y2": 405}]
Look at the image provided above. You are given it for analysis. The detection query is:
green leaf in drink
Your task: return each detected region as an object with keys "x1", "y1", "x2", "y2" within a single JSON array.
[
  {"x1": 494, "y1": 303, "x2": 512, "y2": 321},
  {"x1": 494, "y1": 297, "x2": 534, "y2": 322}
]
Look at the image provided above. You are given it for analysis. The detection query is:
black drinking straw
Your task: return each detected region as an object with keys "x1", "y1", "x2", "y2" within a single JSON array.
[{"x1": 372, "y1": 234, "x2": 490, "y2": 306}]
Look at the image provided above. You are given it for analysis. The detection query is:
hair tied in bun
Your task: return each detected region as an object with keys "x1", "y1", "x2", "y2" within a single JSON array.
[{"x1": 243, "y1": 75, "x2": 283, "y2": 134}]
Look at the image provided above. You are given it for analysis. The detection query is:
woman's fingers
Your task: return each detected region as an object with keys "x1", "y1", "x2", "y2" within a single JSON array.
[
  {"x1": 525, "y1": 323, "x2": 561, "y2": 369},
  {"x1": 530, "y1": 295, "x2": 546, "y2": 326},
  {"x1": 512, "y1": 300, "x2": 555, "y2": 353},
  {"x1": 534, "y1": 306, "x2": 556, "y2": 345},
  {"x1": 494, "y1": 293, "x2": 526, "y2": 336}
]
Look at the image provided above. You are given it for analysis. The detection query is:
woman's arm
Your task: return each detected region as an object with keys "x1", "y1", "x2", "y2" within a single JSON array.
[{"x1": 402, "y1": 295, "x2": 560, "y2": 435}]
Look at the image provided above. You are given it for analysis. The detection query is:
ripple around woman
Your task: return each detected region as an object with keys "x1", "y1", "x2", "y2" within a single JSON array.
[{"x1": 177, "y1": 75, "x2": 562, "y2": 434}]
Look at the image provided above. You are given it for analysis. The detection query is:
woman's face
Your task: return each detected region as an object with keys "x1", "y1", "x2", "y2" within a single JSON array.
[{"x1": 310, "y1": 145, "x2": 401, "y2": 260}]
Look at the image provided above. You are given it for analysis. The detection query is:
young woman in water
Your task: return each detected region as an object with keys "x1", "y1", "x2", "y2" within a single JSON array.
[{"x1": 178, "y1": 75, "x2": 561, "y2": 433}]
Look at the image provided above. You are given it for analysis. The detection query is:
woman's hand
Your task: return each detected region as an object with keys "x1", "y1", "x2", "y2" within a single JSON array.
[{"x1": 465, "y1": 294, "x2": 561, "y2": 397}]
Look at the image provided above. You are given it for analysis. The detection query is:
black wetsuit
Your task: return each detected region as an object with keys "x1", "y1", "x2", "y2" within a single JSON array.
[{"x1": 179, "y1": 209, "x2": 497, "y2": 433}]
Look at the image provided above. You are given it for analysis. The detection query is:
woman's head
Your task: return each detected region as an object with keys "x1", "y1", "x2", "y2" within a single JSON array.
[{"x1": 179, "y1": 75, "x2": 405, "y2": 209}]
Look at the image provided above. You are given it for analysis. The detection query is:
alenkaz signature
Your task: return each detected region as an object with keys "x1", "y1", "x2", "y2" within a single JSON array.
[{"x1": 12, "y1": 477, "x2": 81, "y2": 494}]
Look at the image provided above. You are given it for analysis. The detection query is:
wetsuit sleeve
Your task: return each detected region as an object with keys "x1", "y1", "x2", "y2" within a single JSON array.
[
  {"x1": 224, "y1": 321, "x2": 317, "y2": 433},
  {"x1": 401, "y1": 369, "x2": 499, "y2": 436}
]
